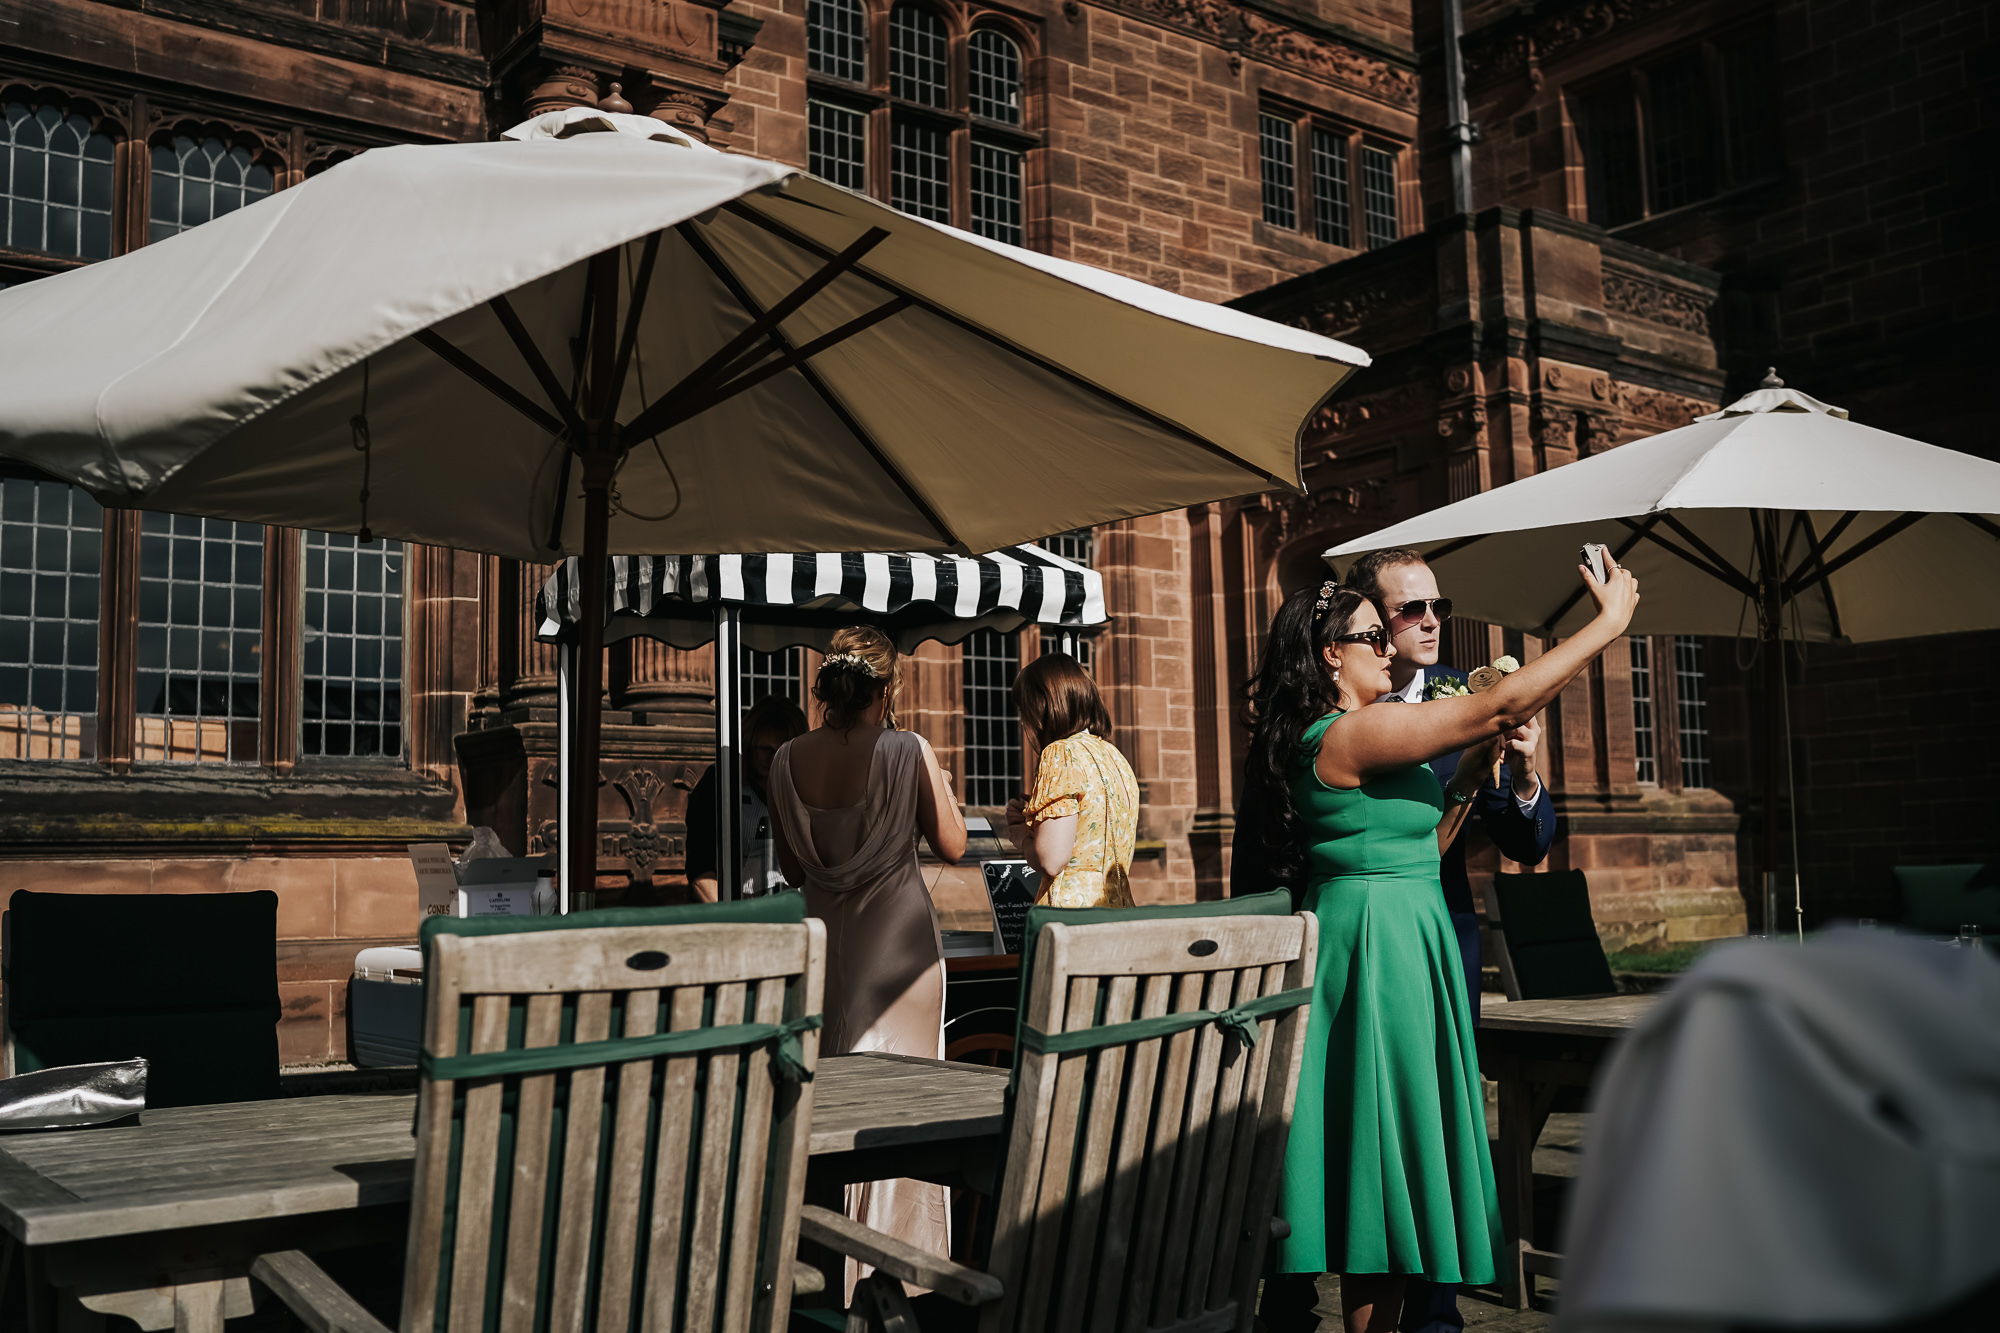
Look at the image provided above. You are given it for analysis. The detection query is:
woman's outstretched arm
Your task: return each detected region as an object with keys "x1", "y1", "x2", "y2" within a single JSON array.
[
  {"x1": 1320, "y1": 555, "x2": 1640, "y2": 787},
  {"x1": 913, "y1": 732, "x2": 968, "y2": 863}
]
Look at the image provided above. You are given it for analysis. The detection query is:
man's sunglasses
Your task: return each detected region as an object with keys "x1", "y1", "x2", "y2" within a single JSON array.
[
  {"x1": 1385, "y1": 597, "x2": 1453, "y2": 623},
  {"x1": 1332, "y1": 627, "x2": 1392, "y2": 655}
]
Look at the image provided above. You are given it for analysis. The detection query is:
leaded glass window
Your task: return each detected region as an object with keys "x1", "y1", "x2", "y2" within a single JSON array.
[
  {"x1": 1259, "y1": 114, "x2": 1297, "y2": 229},
  {"x1": 1673, "y1": 635, "x2": 1711, "y2": 788},
  {"x1": 304, "y1": 533, "x2": 403, "y2": 759},
  {"x1": 890, "y1": 5, "x2": 950, "y2": 107},
  {"x1": 970, "y1": 140, "x2": 1023, "y2": 245},
  {"x1": 1311, "y1": 127, "x2": 1351, "y2": 247},
  {"x1": 962, "y1": 627, "x2": 1021, "y2": 806},
  {"x1": 1629, "y1": 635, "x2": 1656, "y2": 784},
  {"x1": 0, "y1": 480, "x2": 101, "y2": 759},
  {"x1": 136, "y1": 514, "x2": 263, "y2": 762},
  {"x1": 809, "y1": 100, "x2": 868, "y2": 190},
  {"x1": 1361, "y1": 144, "x2": 1399, "y2": 248},
  {"x1": 149, "y1": 136, "x2": 274, "y2": 242},
  {"x1": 2, "y1": 103, "x2": 114, "y2": 260},
  {"x1": 891, "y1": 117, "x2": 950, "y2": 222},
  {"x1": 1038, "y1": 529, "x2": 1095, "y2": 674},
  {"x1": 808, "y1": 0, "x2": 868, "y2": 83},
  {"x1": 1645, "y1": 52, "x2": 1714, "y2": 212},
  {"x1": 743, "y1": 648, "x2": 804, "y2": 709},
  {"x1": 968, "y1": 30, "x2": 1022, "y2": 124}
]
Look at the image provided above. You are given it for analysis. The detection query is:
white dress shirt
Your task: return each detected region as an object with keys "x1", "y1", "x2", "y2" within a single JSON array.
[{"x1": 1376, "y1": 666, "x2": 1542, "y2": 811}]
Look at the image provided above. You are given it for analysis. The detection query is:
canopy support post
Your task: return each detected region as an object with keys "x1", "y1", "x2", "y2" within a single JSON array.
[
  {"x1": 1756, "y1": 509, "x2": 1801, "y2": 941},
  {"x1": 714, "y1": 603, "x2": 744, "y2": 900},
  {"x1": 556, "y1": 638, "x2": 575, "y2": 914}
]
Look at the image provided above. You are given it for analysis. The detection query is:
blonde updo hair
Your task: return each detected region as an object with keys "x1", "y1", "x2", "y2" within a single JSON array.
[{"x1": 815, "y1": 626, "x2": 899, "y2": 731}]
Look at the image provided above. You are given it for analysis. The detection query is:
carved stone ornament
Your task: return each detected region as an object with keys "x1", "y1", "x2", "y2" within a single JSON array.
[
  {"x1": 1445, "y1": 367, "x2": 1472, "y2": 394},
  {"x1": 1093, "y1": 0, "x2": 1417, "y2": 108},
  {"x1": 1285, "y1": 286, "x2": 1397, "y2": 340},
  {"x1": 524, "y1": 64, "x2": 601, "y2": 119},
  {"x1": 1257, "y1": 476, "x2": 1395, "y2": 555},
  {"x1": 1305, "y1": 381, "x2": 1423, "y2": 442},
  {"x1": 654, "y1": 91, "x2": 714, "y2": 139},
  {"x1": 1463, "y1": 0, "x2": 1685, "y2": 89},
  {"x1": 1544, "y1": 364, "x2": 1566, "y2": 390},
  {"x1": 1614, "y1": 382, "x2": 1717, "y2": 429},
  {"x1": 613, "y1": 767, "x2": 678, "y2": 886},
  {"x1": 1603, "y1": 270, "x2": 1716, "y2": 336}
]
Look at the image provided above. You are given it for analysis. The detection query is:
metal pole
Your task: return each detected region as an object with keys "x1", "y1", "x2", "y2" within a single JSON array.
[
  {"x1": 557, "y1": 639, "x2": 574, "y2": 914},
  {"x1": 714, "y1": 602, "x2": 744, "y2": 899},
  {"x1": 1441, "y1": 0, "x2": 1476, "y2": 215}
]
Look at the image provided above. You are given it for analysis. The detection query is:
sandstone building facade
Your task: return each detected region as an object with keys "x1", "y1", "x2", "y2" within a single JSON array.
[{"x1": 0, "y1": 0, "x2": 1988, "y2": 1061}]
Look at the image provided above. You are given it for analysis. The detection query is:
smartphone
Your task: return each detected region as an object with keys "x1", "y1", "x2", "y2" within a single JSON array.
[{"x1": 1581, "y1": 542, "x2": 1609, "y2": 583}]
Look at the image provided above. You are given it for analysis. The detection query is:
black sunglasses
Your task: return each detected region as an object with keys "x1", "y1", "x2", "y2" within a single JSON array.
[
  {"x1": 1332, "y1": 627, "x2": 1392, "y2": 655},
  {"x1": 1385, "y1": 597, "x2": 1453, "y2": 623}
]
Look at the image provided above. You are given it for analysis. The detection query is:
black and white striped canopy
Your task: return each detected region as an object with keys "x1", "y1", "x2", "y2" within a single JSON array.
[{"x1": 537, "y1": 547, "x2": 1106, "y2": 653}]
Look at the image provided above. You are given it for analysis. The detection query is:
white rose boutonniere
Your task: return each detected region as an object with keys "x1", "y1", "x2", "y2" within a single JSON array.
[{"x1": 1426, "y1": 676, "x2": 1472, "y2": 700}]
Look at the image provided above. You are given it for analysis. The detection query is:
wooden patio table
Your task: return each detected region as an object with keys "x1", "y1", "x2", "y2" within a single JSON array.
[
  {"x1": 0, "y1": 1051, "x2": 1008, "y2": 1331},
  {"x1": 1475, "y1": 993, "x2": 1655, "y2": 1310}
]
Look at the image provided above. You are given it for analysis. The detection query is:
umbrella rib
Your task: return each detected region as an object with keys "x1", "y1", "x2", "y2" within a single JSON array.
[
  {"x1": 629, "y1": 225, "x2": 893, "y2": 434},
  {"x1": 488, "y1": 294, "x2": 587, "y2": 441},
  {"x1": 1959, "y1": 513, "x2": 2000, "y2": 542},
  {"x1": 608, "y1": 231, "x2": 664, "y2": 417},
  {"x1": 1420, "y1": 533, "x2": 1490, "y2": 564},
  {"x1": 1794, "y1": 512, "x2": 1846, "y2": 640},
  {"x1": 1652, "y1": 511, "x2": 1757, "y2": 594},
  {"x1": 623, "y1": 295, "x2": 915, "y2": 441},
  {"x1": 1613, "y1": 516, "x2": 1757, "y2": 598},
  {"x1": 673, "y1": 223, "x2": 964, "y2": 551},
  {"x1": 1784, "y1": 511, "x2": 1924, "y2": 595},
  {"x1": 1539, "y1": 516, "x2": 1662, "y2": 634},
  {"x1": 412, "y1": 328, "x2": 567, "y2": 438},
  {"x1": 722, "y1": 200, "x2": 1303, "y2": 493}
]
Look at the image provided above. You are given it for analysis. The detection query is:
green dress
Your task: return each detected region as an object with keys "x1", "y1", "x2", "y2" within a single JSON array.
[{"x1": 1274, "y1": 712, "x2": 1502, "y2": 1282}]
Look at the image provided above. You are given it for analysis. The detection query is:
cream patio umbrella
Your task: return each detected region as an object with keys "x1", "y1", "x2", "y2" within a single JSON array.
[
  {"x1": 0, "y1": 109, "x2": 1368, "y2": 898},
  {"x1": 1324, "y1": 375, "x2": 2000, "y2": 935}
]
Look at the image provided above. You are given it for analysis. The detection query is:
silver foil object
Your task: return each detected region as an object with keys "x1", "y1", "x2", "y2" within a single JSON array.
[{"x1": 0, "y1": 1059, "x2": 147, "y2": 1130}]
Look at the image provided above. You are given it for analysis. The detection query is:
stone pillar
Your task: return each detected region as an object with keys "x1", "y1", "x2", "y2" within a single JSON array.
[{"x1": 614, "y1": 640, "x2": 713, "y2": 722}]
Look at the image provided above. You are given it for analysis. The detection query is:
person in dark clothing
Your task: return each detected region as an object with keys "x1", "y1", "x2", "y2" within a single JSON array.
[
  {"x1": 1248, "y1": 550, "x2": 1557, "y2": 1333},
  {"x1": 685, "y1": 694, "x2": 809, "y2": 901}
]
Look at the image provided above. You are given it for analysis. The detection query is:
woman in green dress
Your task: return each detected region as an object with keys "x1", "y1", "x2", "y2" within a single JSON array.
[{"x1": 1248, "y1": 557, "x2": 1639, "y2": 1333}]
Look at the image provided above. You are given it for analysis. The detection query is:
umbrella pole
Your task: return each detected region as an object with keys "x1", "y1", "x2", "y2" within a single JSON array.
[
  {"x1": 566, "y1": 455, "x2": 614, "y2": 911},
  {"x1": 714, "y1": 603, "x2": 743, "y2": 900},
  {"x1": 1757, "y1": 510, "x2": 1802, "y2": 941}
]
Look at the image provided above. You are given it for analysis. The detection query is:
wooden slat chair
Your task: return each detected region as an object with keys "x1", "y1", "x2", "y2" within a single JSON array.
[
  {"x1": 248, "y1": 897, "x2": 828, "y2": 1333},
  {"x1": 803, "y1": 904, "x2": 1319, "y2": 1333}
]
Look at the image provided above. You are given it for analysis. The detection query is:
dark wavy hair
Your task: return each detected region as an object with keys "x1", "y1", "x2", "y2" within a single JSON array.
[{"x1": 1242, "y1": 584, "x2": 1370, "y2": 887}]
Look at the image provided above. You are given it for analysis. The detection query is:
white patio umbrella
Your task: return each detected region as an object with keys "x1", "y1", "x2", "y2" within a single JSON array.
[
  {"x1": 535, "y1": 546, "x2": 1107, "y2": 906},
  {"x1": 0, "y1": 109, "x2": 1368, "y2": 899},
  {"x1": 1325, "y1": 374, "x2": 2000, "y2": 934}
]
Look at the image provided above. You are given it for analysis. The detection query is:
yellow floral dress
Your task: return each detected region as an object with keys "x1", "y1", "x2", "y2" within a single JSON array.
[{"x1": 1025, "y1": 732, "x2": 1139, "y2": 908}]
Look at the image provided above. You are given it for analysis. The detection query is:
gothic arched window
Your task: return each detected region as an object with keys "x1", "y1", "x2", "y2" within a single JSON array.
[
  {"x1": 967, "y1": 29, "x2": 1022, "y2": 125},
  {"x1": 889, "y1": 5, "x2": 949, "y2": 106},
  {"x1": 2, "y1": 102, "x2": 114, "y2": 260},
  {"x1": 150, "y1": 135, "x2": 275, "y2": 242},
  {"x1": 808, "y1": 0, "x2": 869, "y2": 83}
]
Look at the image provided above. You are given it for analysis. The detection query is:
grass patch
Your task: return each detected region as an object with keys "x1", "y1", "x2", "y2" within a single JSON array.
[{"x1": 1604, "y1": 940, "x2": 1723, "y2": 974}]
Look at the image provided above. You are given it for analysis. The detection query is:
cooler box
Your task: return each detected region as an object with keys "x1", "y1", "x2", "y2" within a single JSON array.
[{"x1": 350, "y1": 945, "x2": 423, "y2": 1068}]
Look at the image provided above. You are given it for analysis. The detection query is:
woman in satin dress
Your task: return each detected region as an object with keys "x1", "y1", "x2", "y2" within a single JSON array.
[{"x1": 768, "y1": 625, "x2": 966, "y2": 1296}]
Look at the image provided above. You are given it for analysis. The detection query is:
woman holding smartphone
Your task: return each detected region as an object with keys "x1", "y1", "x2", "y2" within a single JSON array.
[{"x1": 1250, "y1": 554, "x2": 1639, "y2": 1333}]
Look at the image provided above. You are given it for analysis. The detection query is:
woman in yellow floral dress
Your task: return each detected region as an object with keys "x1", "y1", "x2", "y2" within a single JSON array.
[{"x1": 1004, "y1": 653, "x2": 1139, "y2": 907}]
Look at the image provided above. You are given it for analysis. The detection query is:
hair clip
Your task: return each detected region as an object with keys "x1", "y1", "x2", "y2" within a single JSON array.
[
  {"x1": 823, "y1": 651, "x2": 879, "y2": 678},
  {"x1": 1312, "y1": 579, "x2": 1339, "y2": 620}
]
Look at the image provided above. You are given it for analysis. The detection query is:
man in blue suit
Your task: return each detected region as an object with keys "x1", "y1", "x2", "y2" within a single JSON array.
[{"x1": 1240, "y1": 548, "x2": 1555, "y2": 1333}]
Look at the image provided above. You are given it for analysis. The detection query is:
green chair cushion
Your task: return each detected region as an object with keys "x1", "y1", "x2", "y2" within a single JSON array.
[
  {"x1": 6, "y1": 889, "x2": 281, "y2": 1018},
  {"x1": 1892, "y1": 864, "x2": 2000, "y2": 932},
  {"x1": 5, "y1": 890, "x2": 281, "y2": 1108},
  {"x1": 1492, "y1": 870, "x2": 1617, "y2": 999}
]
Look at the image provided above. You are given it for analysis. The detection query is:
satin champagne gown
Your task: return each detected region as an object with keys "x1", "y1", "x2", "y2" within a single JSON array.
[{"x1": 769, "y1": 728, "x2": 950, "y2": 1295}]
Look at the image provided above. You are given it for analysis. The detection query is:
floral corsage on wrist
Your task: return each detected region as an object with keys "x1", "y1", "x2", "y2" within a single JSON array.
[{"x1": 1439, "y1": 655, "x2": 1524, "y2": 795}]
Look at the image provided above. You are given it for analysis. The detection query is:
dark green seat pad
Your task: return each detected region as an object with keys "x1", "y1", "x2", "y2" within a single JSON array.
[
  {"x1": 1893, "y1": 864, "x2": 2000, "y2": 932},
  {"x1": 1492, "y1": 871, "x2": 1616, "y2": 999},
  {"x1": 6, "y1": 890, "x2": 280, "y2": 1108}
]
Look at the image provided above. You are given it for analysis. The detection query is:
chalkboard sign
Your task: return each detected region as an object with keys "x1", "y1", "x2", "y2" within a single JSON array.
[{"x1": 983, "y1": 860, "x2": 1041, "y2": 956}]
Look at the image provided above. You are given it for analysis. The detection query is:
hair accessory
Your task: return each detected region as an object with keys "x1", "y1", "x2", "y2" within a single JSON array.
[
  {"x1": 822, "y1": 651, "x2": 879, "y2": 678},
  {"x1": 1311, "y1": 579, "x2": 1340, "y2": 620}
]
